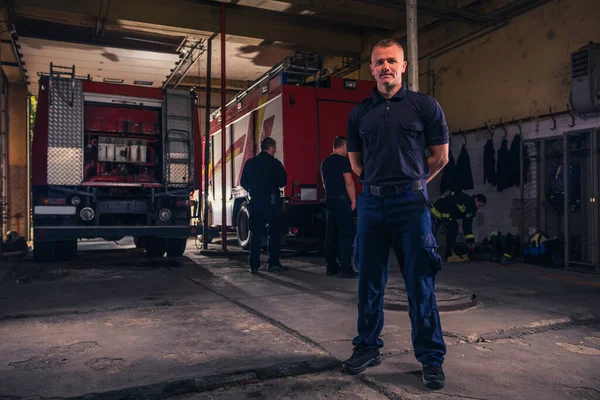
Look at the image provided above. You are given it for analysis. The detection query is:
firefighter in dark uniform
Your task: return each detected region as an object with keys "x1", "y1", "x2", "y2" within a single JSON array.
[
  {"x1": 240, "y1": 137, "x2": 288, "y2": 274},
  {"x1": 431, "y1": 192, "x2": 487, "y2": 260},
  {"x1": 344, "y1": 38, "x2": 449, "y2": 390},
  {"x1": 320, "y1": 136, "x2": 359, "y2": 278}
]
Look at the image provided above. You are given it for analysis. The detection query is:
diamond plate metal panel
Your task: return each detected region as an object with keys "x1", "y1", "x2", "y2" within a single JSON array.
[
  {"x1": 47, "y1": 78, "x2": 84, "y2": 185},
  {"x1": 163, "y1": 89, "x2": 194, "y2": 187},
  {"x1": 169, "y1": 164, "x2": 190, "y2": 185},
  {"x1": 166, "y1": 91, "x2": 193, "y2": 119},
  {"x1": 48, "y1": 148, "x2": 83, "y2": 185}
]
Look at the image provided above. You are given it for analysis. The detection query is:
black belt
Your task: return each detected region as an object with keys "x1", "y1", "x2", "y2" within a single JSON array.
[
  {"x1": 364, "y1": 181, "x2": 423, "y2": 196},
  {"x1": 326, "y1": 195, "x2": 350, "y2": 201}
]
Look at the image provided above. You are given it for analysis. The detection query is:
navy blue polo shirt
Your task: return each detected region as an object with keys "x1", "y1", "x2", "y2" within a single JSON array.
[
  {"x1": 346, "y1": 85, "x2": 449, "y2": 186},
  {"x1": 240, "y1": 151, "x2": 287, "y2": 199},
  {"x1": 320, "y1": 154, "x2": 352, "y2": 198}
]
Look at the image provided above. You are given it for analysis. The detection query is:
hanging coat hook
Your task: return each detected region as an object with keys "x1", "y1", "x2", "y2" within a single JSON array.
[
  {"x1": 500, "y1": 118, "x2": 507, "y2": 139},
  {"x1": 549, "y1": 106, "x2": 556, "y2": 131},
  {"x1": 459, "y1": 127, "x2": 467, "y2": 146},
  {"x1": 515, "y1": 119, "x2": 522, "y2": 136},
  {"x1": 566, "y1": 103, "x2": 575, "y2": 127},
  {"x1": 485, "y1": 122, "x2": 494, "y2": 138}
]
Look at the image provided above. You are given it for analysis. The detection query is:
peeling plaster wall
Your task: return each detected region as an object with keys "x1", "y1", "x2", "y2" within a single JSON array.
[{"x1": 424, "y1": 0, "x2": 600, "y2": 132}]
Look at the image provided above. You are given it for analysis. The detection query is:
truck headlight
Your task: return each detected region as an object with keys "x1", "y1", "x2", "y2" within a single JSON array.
[
  {"x1": 159, "y1": 208, "x2": 172, "y2": 221},
  {"x1": 80, "y1": 207, "x2": 94, "y2": 221}
]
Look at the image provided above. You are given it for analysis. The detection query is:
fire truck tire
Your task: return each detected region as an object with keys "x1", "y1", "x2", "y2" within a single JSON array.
[
  {"x1": 134, "y1": 236, "x2": 145, "y2": 249},
  {"x1": 145, "y1": 237, "x2": 166, "y2": 258},
  {"x1": 166, "y1": 238, "x2": 187, "y2": 257},
  {"x1": 55, "y1": 240, "x2": 78, "y2": 262},
  {"x1": 34, "y1": 241, "x2": 55, "y2": 263},
  {"x1": 236, "y1": 203, "x2": 250, "y2": 250}
]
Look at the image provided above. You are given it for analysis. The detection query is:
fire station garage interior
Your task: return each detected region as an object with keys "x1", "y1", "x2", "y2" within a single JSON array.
[{"x1": 1, "y1": 0, "x2": 600, "y2": 398}]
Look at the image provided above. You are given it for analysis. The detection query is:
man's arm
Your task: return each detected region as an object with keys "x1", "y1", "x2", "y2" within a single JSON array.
[
  {"x1": 276, "y1": 160, "x2": 287, "y2": 188},
  {"x1": 426, "y1": 144, "x2": 449, "y2": 184},
  {"x1": 348, "y1": 152, "x2": 364, "y2": 177},
  {"x1": 343, "y1": 172, "x2": 356, "y2": 210},
  {"x1": 240, "y1": 160, "x2": 252, "y2": 191}
]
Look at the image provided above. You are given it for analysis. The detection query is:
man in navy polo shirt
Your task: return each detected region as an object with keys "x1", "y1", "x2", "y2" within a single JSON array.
[
  {"x1": 342, "y1": 38, "x2": 450, "y2": 390},
  {"x1": 320, "y1": 136, "x2": 359, "y2": 279}
]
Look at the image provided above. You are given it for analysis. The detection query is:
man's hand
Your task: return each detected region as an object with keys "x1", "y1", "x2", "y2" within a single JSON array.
[{"x1": 351, "y1": 200, "x2": 356, "y2": 211}]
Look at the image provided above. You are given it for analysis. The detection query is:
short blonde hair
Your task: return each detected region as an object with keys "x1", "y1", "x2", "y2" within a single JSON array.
[{"x1": 371, "y1": 38, "x2": 404, "y2": 59}]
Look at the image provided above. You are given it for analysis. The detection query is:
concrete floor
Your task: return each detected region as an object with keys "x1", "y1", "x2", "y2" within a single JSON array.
[{"x1": 1, "y1": 237, "x2": 599, "y2": 399}]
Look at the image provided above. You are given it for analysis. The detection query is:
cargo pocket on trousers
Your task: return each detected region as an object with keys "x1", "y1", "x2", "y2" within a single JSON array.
[{"x1": 421, "y1": 233, "x2": 443, "y2": 275}]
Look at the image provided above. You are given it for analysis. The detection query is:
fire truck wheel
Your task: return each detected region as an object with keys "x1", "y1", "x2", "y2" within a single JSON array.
[
  {"x1": 33, "y1": 241, "x2": 55, "y2": 263},
  {"x1": 55, "y1": 240, "x2": 78, "y2": 262},
  {"x1": 145, "y1": 237, "x2": 166, "y2": 258},
  {"x1": 236, "y1": 203, "x2": 250, "y2": 250},
  {"x1": 133, "y1": 236, "x2": 145, "y2": 249},
  {"x1": 166, "y1": 238, "x2": 187, "y2": 257}
]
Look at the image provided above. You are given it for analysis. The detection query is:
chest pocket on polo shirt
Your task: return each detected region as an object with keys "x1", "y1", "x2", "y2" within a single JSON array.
[
  {"x1": 400, "y1": 121, "x2": 425, "y2": 150},
  {"x1": 359, "y1": 121, "x2": 377, "y2": 148}
]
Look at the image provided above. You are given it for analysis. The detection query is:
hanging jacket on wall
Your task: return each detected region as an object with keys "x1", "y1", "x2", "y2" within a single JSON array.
[
  {"x1": 453, "y1": 145, "x2": 474, "y2": 191},
  {"x1": 440, "y1": 147, "x2": 456, "y2": 193},
  {"x1": 508, "y1": 134, "x2": 521, "y2": 187},
  {"x1": 496, "y1": 138, "x2": 511, "y2": 191},
  {"x1": 483, "y1": 138, "x2": 497, "y2": 186}
]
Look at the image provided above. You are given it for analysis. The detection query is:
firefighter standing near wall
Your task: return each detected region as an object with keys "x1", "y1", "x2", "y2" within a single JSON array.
[
  {"x1": 344, "y1": 38, "x2": 449, "y2": 390},
  {"x1": 240, "y1": 137, "x2": 288, "y2": 274},
  {"x1": 320, "y1": 136, "x2": 359, "y2": 279},
  {"x1": 431, "y1": 192, "x2": 487, "y2": 261}
]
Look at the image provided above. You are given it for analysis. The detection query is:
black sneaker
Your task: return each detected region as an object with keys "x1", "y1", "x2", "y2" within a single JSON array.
[
  {"x1": 326, "y1": 267, "x2": 338, "y2": 276},
  {"x1": 422, "y1": 365, "x2": 445, "y2": 389},
  {"x1": 267, "y1": 263, "x2": 289, "y2": 272},
  {"x1": 342, "y1": 346, "x2": 381, "y2": 375},
  {"x1": 249, "y1": 266, "x2": 259, "y2": 274}
]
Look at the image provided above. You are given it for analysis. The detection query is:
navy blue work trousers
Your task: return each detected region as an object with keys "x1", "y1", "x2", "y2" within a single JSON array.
[
  {"x1": 248, "y1": 200, "x2": 282, "y2": 268},
  {"x1": 353, "y1": 183, "x2": 446, "y2": 366},
  {"x1": 325, "y1": 198, "x2": 355, "y2": 274}
]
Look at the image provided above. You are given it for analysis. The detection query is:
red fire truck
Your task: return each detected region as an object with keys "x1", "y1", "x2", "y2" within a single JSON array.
[
  {"x1": 202, "y1": 53, "x2": 374, "y2": 248},
  {"x1": 31, "y1": 66, "x2": 200, "y2": 262}
]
